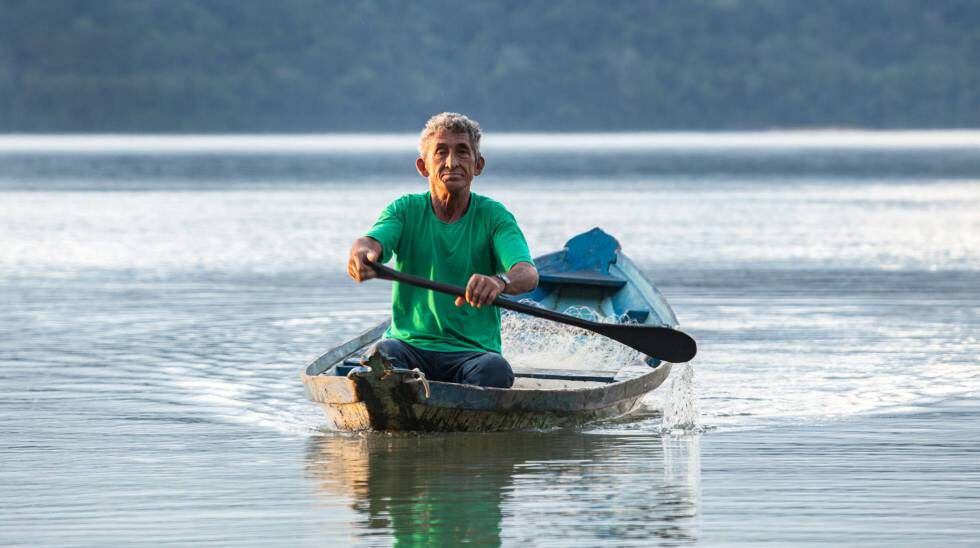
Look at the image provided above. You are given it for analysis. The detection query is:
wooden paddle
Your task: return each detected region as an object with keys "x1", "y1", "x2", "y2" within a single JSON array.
[{"x1": 365, "y1": 261, "x2": 698, "y2": 363}]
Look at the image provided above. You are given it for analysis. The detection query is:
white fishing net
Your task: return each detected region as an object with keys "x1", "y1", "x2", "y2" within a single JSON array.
[{"x1": 500, "y1": 302, "x2": 643, "y2": 374}]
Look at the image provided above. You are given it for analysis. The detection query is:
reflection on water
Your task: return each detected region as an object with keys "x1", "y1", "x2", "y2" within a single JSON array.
[{"x1": 305, "y1": 432, "x2": 701, "y2": 546}]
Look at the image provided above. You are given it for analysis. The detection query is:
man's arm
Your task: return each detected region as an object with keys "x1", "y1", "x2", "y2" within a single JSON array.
[
  {"x1": 501, "y1": 261, "x2": 538, "y2": 295},
  {"x1": 456, "y1": 261, "x2": 538, "y2": 308},
  {"x1": 347, "y1": 236, "x2": 383, "y2": 282}
]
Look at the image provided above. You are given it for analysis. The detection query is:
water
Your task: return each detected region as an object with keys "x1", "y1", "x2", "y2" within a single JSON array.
[{"x1": 2, "y1": 133, "x2": 979, "y2": 546}]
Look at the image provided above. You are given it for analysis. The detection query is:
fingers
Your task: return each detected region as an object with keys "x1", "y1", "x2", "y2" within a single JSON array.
[
  {"x1": 463, "y1": 275, "x2": 503, "y2": 308},
  {"x1": 347, "y1": 247, "x2": 378, "y2": 282}
]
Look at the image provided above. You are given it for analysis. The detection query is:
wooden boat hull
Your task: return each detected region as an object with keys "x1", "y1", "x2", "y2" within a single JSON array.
[{"x1": 310, "y1": 386, "x2": 660, "y2": 432}]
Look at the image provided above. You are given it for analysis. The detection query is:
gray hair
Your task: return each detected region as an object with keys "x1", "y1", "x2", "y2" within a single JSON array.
[{"x1": 418, "y1": 112, "x2": 482, "y2": 156}]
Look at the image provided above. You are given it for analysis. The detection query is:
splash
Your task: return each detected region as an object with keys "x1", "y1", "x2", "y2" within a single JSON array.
[{"x1": 659, "y1": 361, "x2": 705, "y2": 434}]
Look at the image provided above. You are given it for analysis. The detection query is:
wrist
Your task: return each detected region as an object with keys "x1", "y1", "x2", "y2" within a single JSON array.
[{"x1": 494, "y1": 273, "x2": 511, "y2": 293}]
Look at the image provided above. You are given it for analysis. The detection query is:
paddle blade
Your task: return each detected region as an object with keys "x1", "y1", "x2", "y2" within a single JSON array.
[{"x1": 596, "y1": 323, "x2": 698, "y2": 363}]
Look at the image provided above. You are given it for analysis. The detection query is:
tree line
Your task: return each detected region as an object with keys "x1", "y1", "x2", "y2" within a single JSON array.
[{"x1": 1, "y1": 0, "x2": 977, "y2": 132}]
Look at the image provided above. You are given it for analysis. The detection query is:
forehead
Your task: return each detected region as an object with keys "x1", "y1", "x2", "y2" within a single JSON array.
[{"x1": 424, "y1": 130, "x2": 474, "y2": 151}]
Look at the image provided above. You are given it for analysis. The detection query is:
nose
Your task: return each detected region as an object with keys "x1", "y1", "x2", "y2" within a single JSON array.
[{"x1": 444, "y1": 150, "x2": 456, "y2": 169}]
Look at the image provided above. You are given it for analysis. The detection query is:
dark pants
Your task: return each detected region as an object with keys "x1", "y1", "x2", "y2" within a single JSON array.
[{"x1": 373, "y1": 339, "x2": 515, "y2": 389}]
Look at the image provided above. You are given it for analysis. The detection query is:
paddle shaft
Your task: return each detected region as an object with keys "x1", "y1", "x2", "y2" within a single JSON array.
[
  {"x1": 370, "y1": 261, "x2": 602, "y2": 329},
  {"x1": 364, "y1": 261, "x2": 697, "y2": 363}
]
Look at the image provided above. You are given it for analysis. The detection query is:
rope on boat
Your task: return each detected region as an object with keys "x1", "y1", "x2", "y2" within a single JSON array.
[
  {"x1": 406, "y1": 368, "x2": 431, "y2": 399},
  {"x1": 345, "y1": 365, "x2": 371, "y2": 378},
  {"x1": 345, "y1": 361, "x2": 430, "y2": 400}
]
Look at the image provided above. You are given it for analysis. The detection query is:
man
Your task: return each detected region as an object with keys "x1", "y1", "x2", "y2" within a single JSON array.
[{"x1": 347, "y1": 112, "x2": 538, "y2": 389}]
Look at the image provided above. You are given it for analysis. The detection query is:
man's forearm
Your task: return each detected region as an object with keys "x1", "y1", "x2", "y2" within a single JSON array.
[{"x1": 503, "y1": 262, "x2": 538, "y2": 294}]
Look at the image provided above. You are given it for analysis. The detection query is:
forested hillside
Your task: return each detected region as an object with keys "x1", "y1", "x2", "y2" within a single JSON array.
[{"x1": 1, "y1": 0, "x2": 977, "y2": 131}]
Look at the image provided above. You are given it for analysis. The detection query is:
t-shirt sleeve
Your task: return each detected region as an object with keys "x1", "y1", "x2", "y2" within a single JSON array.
[
  {"x1": 365, "y1": 198, "x2": 404, "y2": 264},
  {"x1": 491, "y1": 205, "x2": 534, "y2": 273}
]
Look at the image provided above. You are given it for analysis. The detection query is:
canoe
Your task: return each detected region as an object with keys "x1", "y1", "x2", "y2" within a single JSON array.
[{"x1": 302, "y1": 227, "x2": 682, "y2": 432}]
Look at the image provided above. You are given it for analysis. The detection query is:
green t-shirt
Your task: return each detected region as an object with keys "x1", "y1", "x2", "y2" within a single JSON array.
[{"x1": 365, "y1": 191, "x2": 533, "y2": 353}]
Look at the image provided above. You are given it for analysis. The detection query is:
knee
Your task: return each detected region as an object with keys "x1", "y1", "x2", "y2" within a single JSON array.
[
  {"x1": 464, "y1": 353, "x2": 514, "y2": 389},
  {"x1": 373, "y1": 339, "x2": 412, "y2": 366}
]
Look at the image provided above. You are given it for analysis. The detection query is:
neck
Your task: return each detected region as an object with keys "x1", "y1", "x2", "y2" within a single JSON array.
[{"x1": 429, "y1": 184, "x2": 471, "y2": 222}]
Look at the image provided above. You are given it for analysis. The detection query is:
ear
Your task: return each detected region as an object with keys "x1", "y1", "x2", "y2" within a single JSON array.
[
  {"x1": 416, "y1": 157, "x2": 428, "y2": 177},
  {"x1": 474, "y1": 155, "x2": 486, "y2": 176}
]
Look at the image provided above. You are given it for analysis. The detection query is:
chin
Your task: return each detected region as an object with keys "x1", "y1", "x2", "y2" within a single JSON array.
[{"x1": 441, "y1": 179, "x2": 471, "y2": 192}]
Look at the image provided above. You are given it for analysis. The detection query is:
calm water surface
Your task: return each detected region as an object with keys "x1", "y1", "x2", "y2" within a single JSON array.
[{"x1": 2, "y1": 134, "x2": 979, "y2": 546}]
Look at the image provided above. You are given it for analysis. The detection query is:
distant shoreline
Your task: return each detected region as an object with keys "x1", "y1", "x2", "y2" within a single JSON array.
[{"x1": 1, "y1": 130, "x2": 979, "y2": 155}]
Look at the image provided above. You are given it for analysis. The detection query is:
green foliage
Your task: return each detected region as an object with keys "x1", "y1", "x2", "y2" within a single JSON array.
[{"x1": 0, "y1": 0, "x2": 977, "y2": 131}]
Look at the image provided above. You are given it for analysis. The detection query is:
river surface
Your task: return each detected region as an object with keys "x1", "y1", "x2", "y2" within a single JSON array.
[{"x1": 2, "y1": 133, "x2": 979, "y2": 546}]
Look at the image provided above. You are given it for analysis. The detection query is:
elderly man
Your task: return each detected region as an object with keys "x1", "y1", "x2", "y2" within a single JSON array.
[{"x1": 347, "y1": 112, "x2": 538, "y2": 388}]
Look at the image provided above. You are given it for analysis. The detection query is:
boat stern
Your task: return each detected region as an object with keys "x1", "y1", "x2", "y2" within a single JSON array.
[{"x1": 302, "y1": 349, "x2": 429, "y2": 432}]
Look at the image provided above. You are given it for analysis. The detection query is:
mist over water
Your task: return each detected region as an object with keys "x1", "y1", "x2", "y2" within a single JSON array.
[{"x1": 2, "y1": 134, "x2": 979, "y2": 545}]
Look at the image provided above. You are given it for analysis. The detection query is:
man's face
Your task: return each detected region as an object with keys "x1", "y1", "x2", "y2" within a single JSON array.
[{"x1": 417, "y1": 130, "x2": 484, "y2": 193}]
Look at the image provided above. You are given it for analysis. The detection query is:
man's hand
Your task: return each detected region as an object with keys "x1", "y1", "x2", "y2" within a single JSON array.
[
  {"x1": 347, "y1": 237, "x2": 382, "y2": 282},
  {"x1": 455, "y1": 274, "x2": 505, "y2": 308}
]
